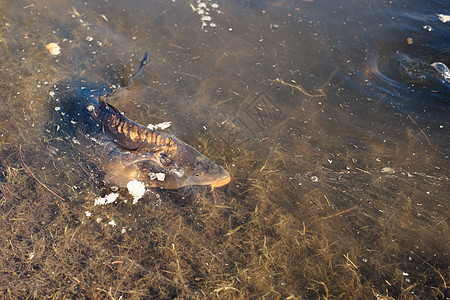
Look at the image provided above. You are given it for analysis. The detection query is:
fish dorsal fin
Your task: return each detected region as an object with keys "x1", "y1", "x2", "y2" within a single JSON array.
[{"x1": 96, "y1": 90, "x2": 122, "y2": 114}]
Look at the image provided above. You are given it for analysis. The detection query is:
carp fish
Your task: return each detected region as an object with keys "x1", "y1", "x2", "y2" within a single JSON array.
[{"x1": 53, "y1": 54, "x2": 230, "y2": 189}]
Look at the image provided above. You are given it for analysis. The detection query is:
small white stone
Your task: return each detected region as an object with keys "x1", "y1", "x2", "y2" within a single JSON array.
[
  {"x1": 156, "y1": 173, "x2": 166, "y2": 181},
  {"x1": 85, "y1": 211, "x2": 91, "y2": 217},
  {"x1": 108, "y1": 220, "x2": 116, "y2": 227}
]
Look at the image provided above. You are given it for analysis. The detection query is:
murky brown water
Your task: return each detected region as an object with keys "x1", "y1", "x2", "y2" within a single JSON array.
[{"x1": 0, "y1": 0, "x2": 448, "y2": 298}]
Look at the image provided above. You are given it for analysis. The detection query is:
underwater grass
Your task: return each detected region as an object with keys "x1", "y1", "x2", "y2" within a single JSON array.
[{"x1": 1, "y1": 124, "x2": 448, "y2": 299}]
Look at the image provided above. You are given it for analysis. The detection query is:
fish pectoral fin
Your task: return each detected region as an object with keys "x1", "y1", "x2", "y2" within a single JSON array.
[{"x1": 104, "y1": 163, "x2": 138, "y2": 187}]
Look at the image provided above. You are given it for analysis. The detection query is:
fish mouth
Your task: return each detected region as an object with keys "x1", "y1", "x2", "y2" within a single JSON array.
[{"x1": 210, "y1": 172, "x2": 231, "y2": 188}]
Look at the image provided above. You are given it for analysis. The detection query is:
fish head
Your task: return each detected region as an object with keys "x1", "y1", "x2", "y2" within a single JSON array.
[{"x1": 138, "y1": 140, "x2": 230, "y2": 189}]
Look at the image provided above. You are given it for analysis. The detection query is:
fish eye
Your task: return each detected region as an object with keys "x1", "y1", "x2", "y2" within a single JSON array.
[{"x1": 193, "y1": 171, "x2": 201, "y2": 177}]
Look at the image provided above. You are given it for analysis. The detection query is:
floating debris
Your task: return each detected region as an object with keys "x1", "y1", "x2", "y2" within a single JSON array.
[
  {"x1": 431, "y1": 62, "x2": 450, "y2": 83},
  {"x1": 46, "y1": 43, "x2": 61, "y2": 55},
  {"x1": 191, "y1": 1, "x2": 221, "y2": 30},
  {"x1": 422, "y1": 25, "x2": 433, "y2": 31},
  {"x1": 437, "y1": 13, "x2": 450, "y2": 23},
  {"x1": 147, "y1": 121, "x2": 172, "y2": 130},
  {"x1": 201, "y1": 15, "x2": 212, "y2": 22}
]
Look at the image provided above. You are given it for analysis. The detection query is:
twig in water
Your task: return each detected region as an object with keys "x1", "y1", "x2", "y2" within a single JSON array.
[
  {"x1": 19, "y1": 145, "x2": 65, "y2": 201},
  {"x1": 411, "y1": 251, "x2": 446, "y2": 289},
  {"x1": 271, "y1": 78, "x2": 326, "y2": 97},
  {"x1": 344, "y1": 253, "x2": 358, "y2": 269},
  {"x1": 408, "y1": 115, "x2": 432, "y2": 146},
  {"x1": 309, "y1": 206, "x2": 358, "y2": 224}
]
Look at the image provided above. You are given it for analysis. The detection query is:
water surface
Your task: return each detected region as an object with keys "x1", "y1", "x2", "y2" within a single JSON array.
[{"x1": 0, "y1": 0, "x2": 448, "y2": 298}]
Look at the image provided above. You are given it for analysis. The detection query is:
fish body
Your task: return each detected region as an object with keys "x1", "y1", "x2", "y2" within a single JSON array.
[{"x1": 53, "y1": 80, "x2": 230, "y2": 189}]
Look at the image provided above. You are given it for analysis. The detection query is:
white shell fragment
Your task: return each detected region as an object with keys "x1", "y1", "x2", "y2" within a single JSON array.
[
  {"x1": 147, "y1": 121, "x2": 172, "y2": 130},
  {"x1": 127, "y1": 179, "x2": 146, "y2": 204},
  {"x1": 46, "y1": 43, "x2": 61, "y2": 55},
  {"x1": 94, "y1": 193, "x2": 119, "y2": 206}
]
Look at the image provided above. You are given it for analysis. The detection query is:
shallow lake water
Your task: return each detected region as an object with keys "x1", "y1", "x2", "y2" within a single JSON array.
[{"x1": 0, "y1": 0, "x2": 448, "y2": 299}]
